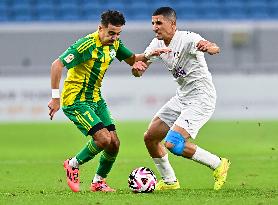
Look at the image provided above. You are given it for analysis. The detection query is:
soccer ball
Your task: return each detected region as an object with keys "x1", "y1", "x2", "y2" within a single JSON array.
[{"x1": 128, "y1": 167, "x2": 157, "y2": 193}]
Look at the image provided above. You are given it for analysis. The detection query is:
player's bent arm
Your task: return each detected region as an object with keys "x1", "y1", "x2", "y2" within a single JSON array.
[
  {"x1": 124, "y1": 53, "x2": 148, "y2": 66},
  {"x1": 130, "y1": 48, "x2": 171, "y2": 77},
  {"x1": 197, "y1": 40, "x2": 220, "y2": 55},
  {"x1": 135, "y1": 53, "x2": 148, "y2": 62},
  {"x1": 124, "y1": 54, "x2": 136, "y2": 66},
  {"x1": 124, "y1": 48, "x2": 170, "y2": 77},
  {"x1": 125, "y1": 48, "x2": 171, "y2": 65}
]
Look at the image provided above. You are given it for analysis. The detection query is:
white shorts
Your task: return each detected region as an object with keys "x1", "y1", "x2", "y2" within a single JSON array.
[{"x1": 155, "y1": 94, "x2": 216, "y2": 139}]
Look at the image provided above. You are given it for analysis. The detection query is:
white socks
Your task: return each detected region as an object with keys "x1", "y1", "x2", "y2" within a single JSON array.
[
  {"x1": 93, "y1": 174, "x2": 104, "y2": 183},
  {"x1": 191, "y1": 146, "x2": 221, "y2": 170},
  {"x1": 153, "y1": 154, "x2": 177, "y2": 183},
  {"x1": 69, "y1": 157, "x2": 79, "y2": 168}
]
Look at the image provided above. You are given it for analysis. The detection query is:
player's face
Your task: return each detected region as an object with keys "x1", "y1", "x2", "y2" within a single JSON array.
[
  {"x1": 152, "y1": 15, "x2": 176, "y2": 41},
  {"x1": 99, "y1": 24, "x2": 122, "y2": 45}
]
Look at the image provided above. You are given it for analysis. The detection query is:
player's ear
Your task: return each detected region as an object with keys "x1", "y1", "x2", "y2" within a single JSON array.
[
  {"x1": 171, "y1": 22, "x2": 176, "y2": 31},
  {"x1": 98, "y1": 25, "x2": 103, "y2": 31}
]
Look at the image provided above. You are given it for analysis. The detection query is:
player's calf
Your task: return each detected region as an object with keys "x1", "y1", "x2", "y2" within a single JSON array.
[{"x1": 164, "y1": 130, "x2": 186, "y2": 156}]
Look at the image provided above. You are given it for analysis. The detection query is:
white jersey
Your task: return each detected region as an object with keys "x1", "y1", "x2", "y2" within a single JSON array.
[{"x1": 145, "y1": 30, "x2": 216, "y2": 100}]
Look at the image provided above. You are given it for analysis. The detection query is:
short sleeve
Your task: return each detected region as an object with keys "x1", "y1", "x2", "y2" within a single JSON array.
[
  {"x1": 59, "y1": 37, "x2": 94, "y2": 69},
  {"x1": 116, "y1": 40, "x2": 134, "y2": 61},
  {"x1": 144, "y1": 38, "x2": 161, "y2": 62},
  {"x1": 188, "y1": 32, "x2": 206, "y2": 55}
]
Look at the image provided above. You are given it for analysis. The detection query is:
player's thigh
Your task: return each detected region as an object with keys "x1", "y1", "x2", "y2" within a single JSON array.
[
  {"x1": 63, "y1": 102, "x2": 102, "y2": 136},
  {"x1": 154, "y1": 96, "x2": 180, "y2": 132},
  {"x1": 146, "y1": 116, "x2": 170, "y2": 142},
  {"x1": 95, "y1": 99, "x2": 115, "y2": 129},
  {"x1": 146, "y1": 98, "x2": 180, "y2": 141}
]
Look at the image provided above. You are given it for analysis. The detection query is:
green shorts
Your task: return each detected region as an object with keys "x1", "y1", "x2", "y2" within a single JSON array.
[{"x1": 62, "y1": 99, "x2": 115, "y2": 136}]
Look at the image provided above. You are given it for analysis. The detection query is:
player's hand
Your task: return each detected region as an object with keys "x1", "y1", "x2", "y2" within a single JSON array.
[
  {"x1": 48, "y1": 98, "x2": 60, "y2": 120},
  {"x1": 145, "y1": 48, "x2": 172, "y2": 59},
  {"x1": 197, "y1": 40, "x2": 219, "y2": 55},
  {"x1": 197, "y1": 40, "x2": 211, "y2": 52},
  {"x1": 132, "y1": 61, "x2": 148, "y2": 77}
]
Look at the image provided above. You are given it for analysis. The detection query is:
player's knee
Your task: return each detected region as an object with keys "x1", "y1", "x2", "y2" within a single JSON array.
[
  {"x1": 144, "y1": 130, "x2": 153, "y2": 144},
  {"x1": 110, "y1": 135, "x2": 120, "y2": 151},
  {"x1": 94, "y1": 129, "x2": 112, "y2": 149},
  {"x1": 164, "y1": 130, "x2": 186, "y2": 156},
  {"x1": 98, "y1": 136, "x2": 111, "y2": 149},
  {"x1": 144, "y1": 129, "x2": 163, "y2": 143}
]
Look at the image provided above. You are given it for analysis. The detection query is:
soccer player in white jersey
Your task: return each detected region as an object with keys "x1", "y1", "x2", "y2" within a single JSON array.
[{"x1": 132, "y1": 7, "x2": 231, "y2": 191}]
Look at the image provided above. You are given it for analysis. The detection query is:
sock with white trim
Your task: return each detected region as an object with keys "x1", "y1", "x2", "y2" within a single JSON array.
[
  {"x1": 92, "y1": 174, "x2": 104, "y2": 183},
  {"x1": 69, "y1": 157, "x2": 79, "y2": 168}
]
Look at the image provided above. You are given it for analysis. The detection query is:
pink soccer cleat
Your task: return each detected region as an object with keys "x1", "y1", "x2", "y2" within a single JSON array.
[
  {"x1": 63, "y1": 159, "x2": 80, "y2": 192},
  {"x1": 90, "y1": 180, "x2": 116, "y2": 192}
]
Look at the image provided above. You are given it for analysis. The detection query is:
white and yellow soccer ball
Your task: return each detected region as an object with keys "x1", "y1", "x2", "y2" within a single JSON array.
[{"x1": 128, "y1": 167, "x2": 157, "y2": 193}]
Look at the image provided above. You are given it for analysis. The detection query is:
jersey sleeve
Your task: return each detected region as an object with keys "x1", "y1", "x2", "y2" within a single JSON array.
[
  {"x1": 188, "y1": 32, "x2": 206, "y2": 55},
  {"x1": 59, "y1": 37, "x2": 94, "y2": 69},
  {"x1": 116, "y1": 40, "x2": 134, "y2": 61},
  {"x1": 144, "y1": 38, "x2": 161, "y2": 63}
]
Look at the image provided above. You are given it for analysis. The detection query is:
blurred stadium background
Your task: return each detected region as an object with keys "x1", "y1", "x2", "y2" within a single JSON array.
[
  {"x1": 0, "y1": 2, "x2": 278, "y2": 204},
  {"x1": 0, "y1": 0, "x2": 278, "y2": 121}
]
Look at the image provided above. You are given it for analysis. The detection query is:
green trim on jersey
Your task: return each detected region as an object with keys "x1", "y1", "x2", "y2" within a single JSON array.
[
  {"x1": 116, "y1": 40, "x2": 134, "y2": 61},
  {"x1": 59, "y1": 31, "x2": 133, "y2": 106}
]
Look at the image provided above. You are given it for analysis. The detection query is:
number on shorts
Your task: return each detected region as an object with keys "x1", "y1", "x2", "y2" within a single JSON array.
[{"x1": 84, "y1": 111, "x2": 94, "y2": 122}]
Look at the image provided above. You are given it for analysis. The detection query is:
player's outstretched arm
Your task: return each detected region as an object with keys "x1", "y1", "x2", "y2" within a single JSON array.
[
  {"x1": 197, "y1": 40, "x2": 220, "y2": 55},
  {"x1": 124, "y1": 54, "x2": 147, "y2": 77},
  {"x1": 124, "y1": 53, "x2": 150, "y2": 66},
  {"x1": 144, "y1": 48, "x2": 172, "y2": 59},
  {"x1": 125, "y1": 48, "x2": 171, "y2": 77},
  {"x1": 47, "y1": 59, "x2": 64, "y2": 120}
]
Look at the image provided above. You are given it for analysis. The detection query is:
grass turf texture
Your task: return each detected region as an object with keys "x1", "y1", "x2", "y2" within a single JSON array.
[{"x1": 0, "y1": 121, "x2": 277, "y2": 205}]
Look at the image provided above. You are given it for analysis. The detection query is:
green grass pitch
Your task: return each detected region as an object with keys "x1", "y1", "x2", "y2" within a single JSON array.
[{"x1": 0, "y1": 121, "x2": 277, "y2": 205}]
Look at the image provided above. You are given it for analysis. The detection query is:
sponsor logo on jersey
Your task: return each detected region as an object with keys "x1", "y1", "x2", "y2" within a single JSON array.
[
  {"x1": 110, "y1": 49, "x2": 116, "y2": 59},
  {"x1": 173, "y1": 66, "x2": 187, "y2": 78},
  {"x1": 64, "y1": 54, "x2": 75, "y2": 63}
]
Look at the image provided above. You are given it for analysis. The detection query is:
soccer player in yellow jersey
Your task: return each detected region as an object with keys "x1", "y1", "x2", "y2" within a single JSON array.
[{"x1": 47, "y1": 10, "x2": 149, "y2": 192}]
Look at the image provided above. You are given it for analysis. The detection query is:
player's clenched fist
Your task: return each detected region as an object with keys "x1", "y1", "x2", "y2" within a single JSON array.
[
  {"x1": 197, "y1": 40, "x2": 212, "y2": 52},
  {"x1": 132, "y1": 61, "x2": 148, "y2": 77},
  {"x1": 197, "y1": 40, "x2": 220, "y2": 55}
]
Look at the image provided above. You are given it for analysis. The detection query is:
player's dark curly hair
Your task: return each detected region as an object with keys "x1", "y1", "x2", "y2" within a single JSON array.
[
  {"x1": 101, "y1": 10, "x2": 126, "y2": 27},
  {"x1": 153, "y1": 7, "x2": 176, "y2": 21}
]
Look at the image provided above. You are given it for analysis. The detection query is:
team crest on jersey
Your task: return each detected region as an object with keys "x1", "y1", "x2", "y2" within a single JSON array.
[
  {"x1": 64, "y1": 54, "x2": 75, "y2": 63},
  {"x1": 110, "y1": 49, "x2": 116, "y2": 58}
]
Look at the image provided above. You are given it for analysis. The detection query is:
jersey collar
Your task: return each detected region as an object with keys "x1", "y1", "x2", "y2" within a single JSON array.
[
  {"x1": 167, "y1": 30, "x2": 179, "y2": 48},
  {"x1": 93, "y1": 31, "x2": 103, "y2": 47}
]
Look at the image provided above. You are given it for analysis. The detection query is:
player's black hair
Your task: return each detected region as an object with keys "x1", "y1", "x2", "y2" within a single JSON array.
[
  {"x1": 153, "y1": 7, "x2": 176, "y2": 21},
  {"x1": 101, "y1": 10, "x2": 126, "y2": 27}
]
